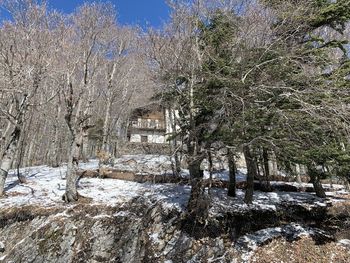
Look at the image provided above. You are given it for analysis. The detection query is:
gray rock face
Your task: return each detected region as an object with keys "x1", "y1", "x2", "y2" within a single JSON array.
[
  {"x1": 1, "y1": 198, "x2": 230, "y2": 263},
  {"x1": 0, "y1": 197, "x2": 343, "y2": 263}
]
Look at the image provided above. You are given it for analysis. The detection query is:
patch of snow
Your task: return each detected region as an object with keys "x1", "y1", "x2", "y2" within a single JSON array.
[
  {"x1": 236, "y1": 223, "x2": 327, "y2": 262},
  {"x1": 0, "y1": 241, "x2": 4, "y2": 252},
  {"x1": 181, "y1": 168, "x2": 246, "y2": 182},
  {"x1": 149, "y1": 233, "x2": 160, "y2": 244},
  {"x1": 1, "y1": 159, "x2": 191, "y2": 211},
  {"x1": 91, "y1": 214, "x2": 112, "y2": 219},
  {"x1": 111, "y1": 154, "x2": 173, "y2": 175},
  {"x1": 113, "y1": 211, "x2": 130, "y2": 217},
  {"x1": 207, "y1": 253, "x2": 228, "y2": 263},
  {"x1": 338, "y1": 239, "x2": 350, "y2": 247},
  {"x1": 1, "y1": 156, "x2": 348, "y2": 218},
  {"x1": 53, "y1": 210, "x2": 72, "y2": 218}
]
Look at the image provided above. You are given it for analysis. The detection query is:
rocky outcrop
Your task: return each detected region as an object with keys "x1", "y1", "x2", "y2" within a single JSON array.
[
  {"x1": 0, "y1": 198, "x2": 202, "y2": 263},
  {"x1": 0, "y1": 196, "x2": 348, "y2": 263}
]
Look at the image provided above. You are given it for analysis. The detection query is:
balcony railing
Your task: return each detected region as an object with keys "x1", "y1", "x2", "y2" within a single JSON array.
[{"x1": 130, "y1": 119, "x2": 165, "y2": 130}]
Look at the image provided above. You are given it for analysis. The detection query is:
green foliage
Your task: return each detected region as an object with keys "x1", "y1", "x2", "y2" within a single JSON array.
[
  {"x1": 311, "y1": 0, "x2": 350, "y2": 32},
  {"x1": 157, "y1": 0, "x2": 350, "y2": 181}
]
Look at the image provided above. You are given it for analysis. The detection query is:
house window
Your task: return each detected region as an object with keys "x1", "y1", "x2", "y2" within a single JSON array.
[{"x1": 141, "y1": 135, "x2": 148, "y2": 143}]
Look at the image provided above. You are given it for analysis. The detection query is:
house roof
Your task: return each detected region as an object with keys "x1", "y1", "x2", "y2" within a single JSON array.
[{"x1": 130, "y1": 103, "x2": 165, "y2": 119}]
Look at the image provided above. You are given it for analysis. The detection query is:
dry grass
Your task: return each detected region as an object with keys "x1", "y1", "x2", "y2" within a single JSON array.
[{"x1": 251, "y1": 237, "x2": 350, "y2": 263}]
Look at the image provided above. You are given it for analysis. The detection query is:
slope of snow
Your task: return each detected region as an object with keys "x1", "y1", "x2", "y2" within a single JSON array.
[
  {"x1": 1, "y1": 157, "x2": 348, "y2": 214},
  {"x1": 236, "y1": 223, "x2": 333, "y2": 262},
  {"x1": 1, "y1": 160, "x2": 189, "y2": 210}
]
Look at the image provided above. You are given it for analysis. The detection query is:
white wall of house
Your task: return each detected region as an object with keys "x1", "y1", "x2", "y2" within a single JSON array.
[
  {"x1": 130, "y1": 134, "x2": 141, "y2": 143},
  {"x1": 150, "y1": 134, "x2": 165, "y2": 143},
  {"x1": 129, "y1": 107, "x2": 180, "y2": 144},
  {"x1": 130, "y1": 132, "x2": 165, "y2": 144}
]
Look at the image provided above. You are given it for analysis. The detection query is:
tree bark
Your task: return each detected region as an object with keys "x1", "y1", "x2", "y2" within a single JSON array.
[
  {"x1": 186, "y1": 156, "x2": 208, "y2": 222},
  {"x1": 261, "y1": 147, "x2": 272, "y2": 191},
  {"x1": 243, "y1": 144, "x2": 257, "y2": 204},
  {"x1": 80, "y1": 127, "x2": 90, "y2": 163},
  {"x1": 0, "y1": 104, "x2": 14, "y2": 157},
  {"x1": 207, "y1": 151, "x2": 213, "y2": 193},
  {"x1": 48, "y1": 102, "x2": 61, "y2": 167},
  {"x1": 15, "y1": 132, "x2": 27, "y2": 183},
  {"x1": 307, "y1": 165, "x2": 326, "y2": 198},
  {"x1": 0, "y1": 125, "x2": 21, "y2": 196},
  {"x1": 102, "y1": 98, "x2": 112, "y2": 152},
  {"x1": 227, "y1": 148, "x2": 236, "y2": 197},
  {"x1": 295, "y1": 164, "x2": 302, "y2": 183},
  {"x1": 168, "y1": 108, "x2": 181, "y2": 176},
  {"x1": 62, "y1": 85, "x2": 81, "y2": 203},
  {"x1": 62, "y1": 135, "x2": 79, "y2": 202}
]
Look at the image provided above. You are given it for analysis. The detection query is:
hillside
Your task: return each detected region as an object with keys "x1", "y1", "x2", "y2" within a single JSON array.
[{"x1": 1, "y1": 155, "x2": 350, "y2": 263}]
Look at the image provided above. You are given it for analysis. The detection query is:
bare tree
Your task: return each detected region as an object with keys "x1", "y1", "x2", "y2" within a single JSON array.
[
  {"x1": 0, "y1": 0, "x2": 55, "y2": 195},
  {"x1": 54, "y1": 3, "x2": 122, "y2": 202}
]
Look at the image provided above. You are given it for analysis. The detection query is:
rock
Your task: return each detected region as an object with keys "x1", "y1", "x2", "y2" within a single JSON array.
[
  {"x1": 0, "y1": 196, "x2": 346, "y2": 263},
  {"x1": 0, "y1": 241, "x2": 5, "y2": 253}
]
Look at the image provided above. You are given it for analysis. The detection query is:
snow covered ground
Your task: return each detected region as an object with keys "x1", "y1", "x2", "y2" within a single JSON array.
[
  {"x1": 1, "y1": 155, "x2": 350, "y2": 262},
  {"x1": 1, "y1": 155, "x2": 348, "y2": 213},
  {"x1": 112, "y1": 154, "x2": 247, "y2": 181},
  {"x1": 1, "y1": 159, "x2": 189, "y2": 210}
]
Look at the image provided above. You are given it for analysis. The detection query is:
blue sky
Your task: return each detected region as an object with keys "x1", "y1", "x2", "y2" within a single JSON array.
[{"x1": 0, "y1": 0, "x2": 171, "y2": 28}]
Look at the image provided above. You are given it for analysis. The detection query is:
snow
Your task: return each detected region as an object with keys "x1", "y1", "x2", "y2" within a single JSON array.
[
  {"x1": 236, "y1": 223, "x2": 332, "y2": 262},
  {"x1": 149, "y1": 233, "x2": 160, "y2": 243},
  {"x1": 338, "y1": 239, "x2": 350, "y2": 247},
  {"x1": 91, "y1": 214, "x2": 113, "y2": 219},
  {"x1": 1, "y1": 154, "x2": 349, "y2": 263},
  {"x1": 113, "y1": 211, "x2": 130, "y2": 217},
  {"x1": 0, "y1": 158, "x2": 190, "y2": 210},
  {"x1": 180, "y1": 168, "x2": 247, "y2": 182},
  {"x1": 111, "y1": 154, "x2": 173, "y2": 175},
  {"x1": 1, "y1": 155, "x2": 348, "y2": 215},
  {"x1": 208, "y1": 186, "x2": 340, "y2": 216}
]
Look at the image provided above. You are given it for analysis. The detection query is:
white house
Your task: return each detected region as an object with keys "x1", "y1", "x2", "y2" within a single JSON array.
[{"x1": 128, "y1": 104, "x2": 169, "y2": 144}]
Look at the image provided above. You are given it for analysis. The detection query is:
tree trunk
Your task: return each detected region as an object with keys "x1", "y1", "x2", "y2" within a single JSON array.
[
  {"x1": 308, "y1": 165, "x2": 326, "y2": 198},
  {"x1": 268, "y1": 151, "x2": 278, "y2": 178},
  {"x1": 168, "y1": 108, "x2": 181, "y2": 176},
  {"x1": 227, "y1": 148, "x2": 236, "y2": 197},
  {"x1": 261, "y1": 147, "x2": 272, "y2": 191},
  {"x1": 0, "y1": 126, "x2": 21, "y2": 196},
  {"x1": 208, "y1": 151, "x2": 213, "y2": 193},
  {"x1": 24, "y1": 134, "x2": 35, "y2": 167},
  {"x1": 48, "y1": 103, "x2": 61, "y2": 167},
  {"x1": 0, "y1": 104, "x2": 14, "y2": 156},
  {"x1": 62, "y1": 135, "x2": 79, "y2": 202},
  {"x1": 295, "y1": 164, "x2": 302, "y2": 183},
  {"x1": 15, "y1": 132, "x2": 27, "y2": 183},
  {"x1": 80, "y1": 127, "x2": 89, "y2": 163},
  {"x1": 186, "y1": 156, "x2": 208, "y2": 222},
  {"x1": 102, "y1": 98, "x2": 112, "y2": 152},
  {"x1": 243, "y1": 145, "x2": 257, "y2": 204},
  {"x1": 0, "y1": 121, "x2": 12, "y2": 157}
]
